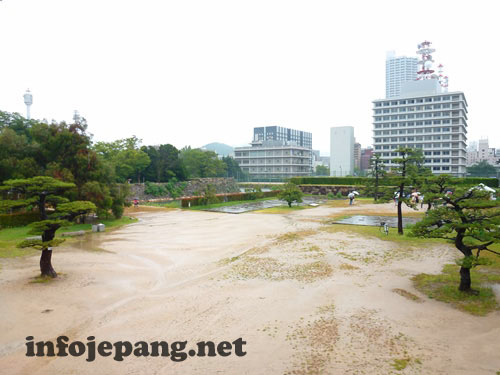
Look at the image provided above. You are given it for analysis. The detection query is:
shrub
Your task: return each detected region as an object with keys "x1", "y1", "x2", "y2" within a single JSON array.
[
  {"x1": 0, "y1": 211, "x2": 40, "y2": 228},
  {"x1": 278, "y1": 183, "x2": 303, "y2": 207},
  {"x1": 111, "y1": 203, "x2": 124, "y2": 219},
  {"x1": 326, "y1": 192, "x2": 334, "y2": 199},
  {"x1": 336, "y1": 191, "x2": 342, "y2": 198}
]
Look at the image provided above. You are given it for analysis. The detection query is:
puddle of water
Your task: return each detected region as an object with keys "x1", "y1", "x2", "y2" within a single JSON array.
[
  {"x1": 206, "y1": 197, "x2": 324, "y2": 214},
  {"x1": 332, "y1": 215, "x2": 420, "y2": 228}
]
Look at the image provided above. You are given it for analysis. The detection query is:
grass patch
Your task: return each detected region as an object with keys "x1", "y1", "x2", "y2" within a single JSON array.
[
  {"x1": 328, "y1": 209, "x2": 425, "y2": 220},
  {"x1": 0, "y1": 216, "x2": 137, "y2": 259},
  {"x1": 188, "y1": 197, "x2": 276, "y2": 210},
  {"x1": 412, "y1": 262, "x2": 500, "y2": 316},
  {"x1": 339, "y1": 263, "x2": 359, "y2": 271},
  {"x1": 322, "y1": 223, "x2": 440, "y2": 246},
  {"x1": 143, "y1": 200, "x2": 181, "y2": 209},
  {"x1": 30, "y1": 275, "x2": 57, "y2": 284},
  {"x1": 274, "y1": 230, "x2": 317, "y2": 243},
  {"x1": 391, "y1": 358, "x2": 409, "y2": 370},
  {"x1": 392, "y1": 288, "x2": 423, "y2": 303},
  {"x1": 255, "y1": 205, "x2": 309, "y2": 214},
  {"x1": 324, "y1": 197, "x2": 374, "y2": 208}
]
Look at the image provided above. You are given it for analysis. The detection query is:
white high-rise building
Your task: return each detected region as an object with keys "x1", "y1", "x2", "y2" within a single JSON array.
[
  {"x1": 330, "y1": 126, "x2": 354, "y2": 177},
  {"x1": 386, "y1": 51, "x2": 418, "y2": 99}
]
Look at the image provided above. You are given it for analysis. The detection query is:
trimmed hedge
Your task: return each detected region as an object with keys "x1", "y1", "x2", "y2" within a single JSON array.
[
  {"x1": 0, "y1": 211, "x2": 40, "y2": 228},
  {"x1": 290, "y1": 176, "x2": 499, "y2": 188},
  {"x1": 181, "y1": 190, "x2": 279, "y2": 207}
]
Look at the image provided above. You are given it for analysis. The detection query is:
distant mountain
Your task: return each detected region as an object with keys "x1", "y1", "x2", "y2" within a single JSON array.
[{"x1": 201, "y1": 142, "x2": 234, "y2": 157}]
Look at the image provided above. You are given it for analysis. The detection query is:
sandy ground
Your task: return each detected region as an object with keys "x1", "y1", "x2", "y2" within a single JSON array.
[{"x1": 0, "y1": 202, "x2": 499, "y2": 374}]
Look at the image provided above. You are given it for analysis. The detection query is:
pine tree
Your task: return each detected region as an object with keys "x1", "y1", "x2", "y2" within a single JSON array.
[
  {"x1": 411, "y1": 185, "x2": 500, "y2": 292},
  {"x1": 0, "y1": 176, "x2": 96, "y2": 278}
]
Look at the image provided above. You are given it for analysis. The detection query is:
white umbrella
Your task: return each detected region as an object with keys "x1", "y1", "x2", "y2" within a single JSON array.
[{"x1": 352, "y1": 191, "x2": 360, "y2": 195}]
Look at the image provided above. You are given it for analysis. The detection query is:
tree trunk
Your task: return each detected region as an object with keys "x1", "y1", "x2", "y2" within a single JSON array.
[
  {"x1": 39, "y1": 194, "x2": 47, "y2": 220},
  {"x1": 458, "y1": 266, "x2": 471, "y2": 292},
  {"x1": 397, "y1": 183, "x2": 404, "y2": 235},
  {"x1": 40, "y1": 228, "x2": 57, "y2": 278},
  {"x1": 397, "y1": 200, "x2": 403, "y2": 234},
  {"x1": 40, "y1": 248, "x2": 57, "y2": 278}
]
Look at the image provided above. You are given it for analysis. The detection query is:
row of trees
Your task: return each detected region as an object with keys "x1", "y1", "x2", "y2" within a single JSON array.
[{"x1": 0, "y1": 111, "x2": 248, "y2": 213}]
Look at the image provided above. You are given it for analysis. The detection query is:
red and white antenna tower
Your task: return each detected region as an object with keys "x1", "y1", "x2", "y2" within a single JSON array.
[
  {"x1": 416, "y1": 41, "x2": 437, "y2": 80},
  {"x1": 437, "y1": 63, "x2": 449, "y2": 92}
]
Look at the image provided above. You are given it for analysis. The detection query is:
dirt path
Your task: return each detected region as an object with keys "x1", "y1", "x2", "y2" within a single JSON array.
[{"x1": 1, "y1": 203, "x2": 499, "y2": 374}]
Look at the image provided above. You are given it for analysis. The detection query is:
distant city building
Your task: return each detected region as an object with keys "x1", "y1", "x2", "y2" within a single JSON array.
[
  {"x1": 234, "y1": 140, "x2": 312, "y2": 181},
  {"x1": 360, "y1": 147, "x2": 374, "y2": 171},
  {"x1": 253, "y1": 126, "x2": 312, "y2": 149},
  {"x1": 330, "y1": 126, "x2": 354, "y2": 176},
  {"x1": 374, "y1": 41, "x2": 468, "y2": 177},
  {"x1": 386, "y1": 51, "x2": 418, "y2": 98},
  {"x1": 466, "y1": 138, "x2": 498, "y2": 166},
  {"x1": 320, "y1": 156, "x2": 330, "y2": 168},
  {"x1": 353, "y1": 142, "x2": 361, "y2": 170}
]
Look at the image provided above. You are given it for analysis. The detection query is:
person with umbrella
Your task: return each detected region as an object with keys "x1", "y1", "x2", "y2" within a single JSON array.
[{"x1": 348, "y1": 191, "x2": 359, "y2": 205}]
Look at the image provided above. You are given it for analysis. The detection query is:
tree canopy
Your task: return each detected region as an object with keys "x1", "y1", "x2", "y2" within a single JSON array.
[
  {"x1": 411, "y1": 185, "x2": 500, "y2": 292},
  {"x1": 467, "y1": 160, "x2": 497, "y2": 178}
]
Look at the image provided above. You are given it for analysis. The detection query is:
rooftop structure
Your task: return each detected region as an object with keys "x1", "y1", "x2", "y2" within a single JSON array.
[{"x1": 253, "y1": 126, "x2": 312, "y2": 149}]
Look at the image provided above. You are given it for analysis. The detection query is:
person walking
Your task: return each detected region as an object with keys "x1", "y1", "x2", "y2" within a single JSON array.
[{"x1": 348, "y1": 192, "x2": 355, "y2": 205}]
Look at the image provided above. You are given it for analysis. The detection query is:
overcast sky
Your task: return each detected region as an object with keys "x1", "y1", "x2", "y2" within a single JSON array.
[{"x1": 1, "y1": 0, "x2": 499, "y2": 155}]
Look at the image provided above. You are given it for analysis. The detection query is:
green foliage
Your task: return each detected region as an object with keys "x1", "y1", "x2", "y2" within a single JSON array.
[
  {"x1": 0, "y1": 211, "x2": 40, "y2": 228},
  {"x1": 467, "y1": 160, "x2": 497, "y2": 178},
  {"x1": 278, "y1": 183, "x2": 304, "y2": 207},
  {"x1": 180, "y1": 147, "x2": 226, "y2": 178},
  {"x1": 411, "y1": 185, "x2": 500, "y2": 289},
  {"x1": 336, "y1": 191, "x2": 342, "y2": 198},
  {"x1": 199, "y1": 184, "x2": 219, "y2": 205},
  {"x1": 222, "y1": 155, "x2": 247, "y2": 180},
  {"x1": 141, "y1": 144, "x2": 186, "y2": 182},
  {"x1": 326, "y1": 192, "x2": 334, "y2": 199},
  {"x1": 245, "y1": 186, "x2": 264, "y2": 200},
  {"x1": 18, "y1": 237, "x2": 66, "y2": 250},
  {"x1": 456, "y1": 256, "x2": 492, "y2": 269},
  {"x1": 315, "y1": 165, "x2": 329, "y2": 176},
  {"x1": 81, "y1": 181, "x2": 112, "y2": 218},
  {"x1": 94, "y1": 136, "x2": 150, "y2": 183}
]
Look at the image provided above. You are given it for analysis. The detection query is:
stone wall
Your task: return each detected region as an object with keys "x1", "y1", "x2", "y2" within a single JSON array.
[
  {"x1": 298, "y1": 185, "x2": 359, "y2": 196},
  {"x1": 128, "y1": 178, "x2": 240, "y2": 201}
]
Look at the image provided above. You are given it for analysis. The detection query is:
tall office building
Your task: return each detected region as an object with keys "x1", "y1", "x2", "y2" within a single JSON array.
[
  {"x1": 253, "y1": 126, "x2": 312, "y2": 149},
  {"x1": 330, "y1": 126, "x2": 354, "y2": 177},
  {"x1": 386, "y1": 51, "x2": 418, "y2": 99},
  {"x1": 373, "y1": 42, "x2": 468, "y2": 177}
]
